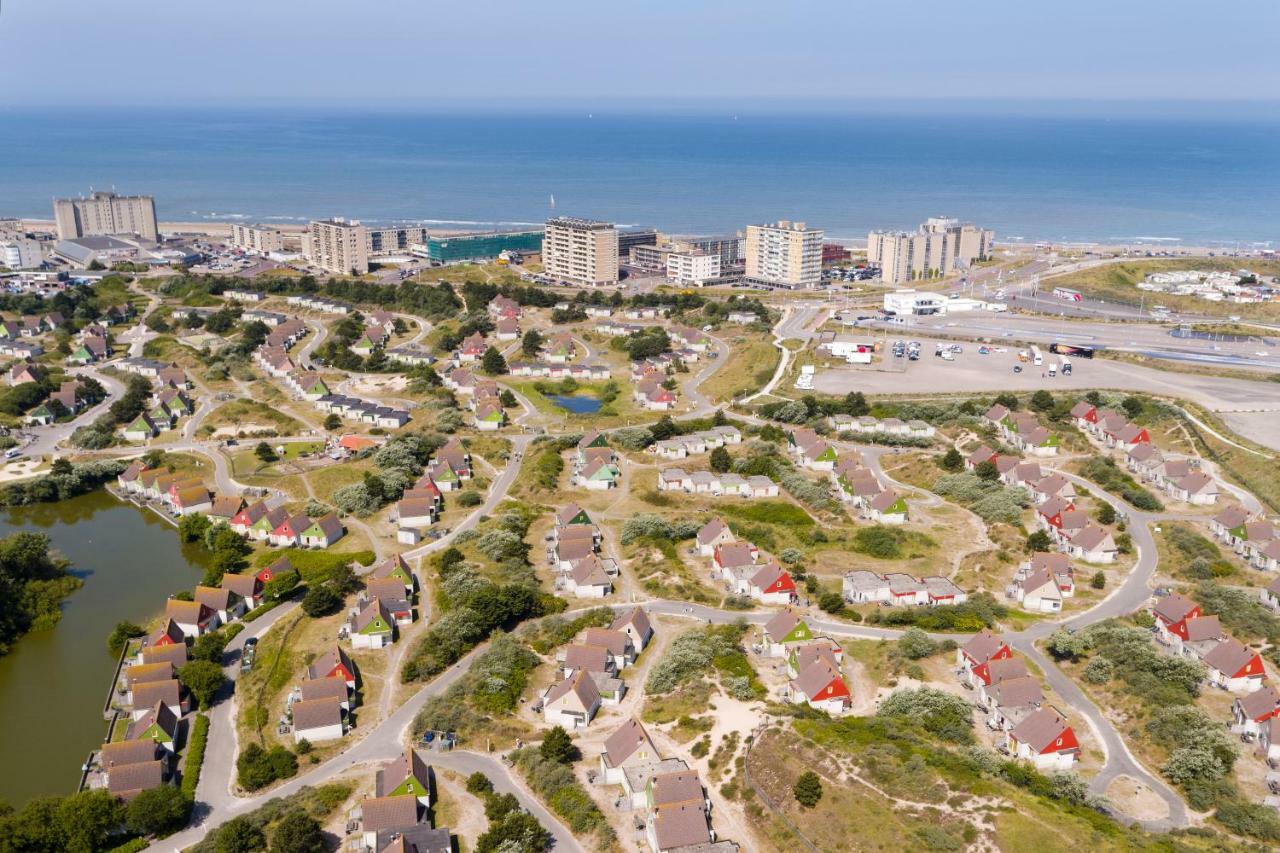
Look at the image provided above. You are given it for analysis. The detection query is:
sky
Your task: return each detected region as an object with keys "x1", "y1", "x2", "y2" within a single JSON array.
[{"x1": 1, "y1": 0, "x2": 1278, "y2": 108}]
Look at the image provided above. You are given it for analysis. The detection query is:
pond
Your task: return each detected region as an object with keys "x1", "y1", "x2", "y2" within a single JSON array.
[
  {"x1": 0, "y1": 491, "x2": 209, "y2": 806},
  {"x1": 549, "y1": 394, "x2": 603, "y2": 414}
]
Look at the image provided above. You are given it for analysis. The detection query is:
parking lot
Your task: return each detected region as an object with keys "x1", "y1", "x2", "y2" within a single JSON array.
[{"x1": 811, "y1": 336, "x2": 1280, "y2": 451}]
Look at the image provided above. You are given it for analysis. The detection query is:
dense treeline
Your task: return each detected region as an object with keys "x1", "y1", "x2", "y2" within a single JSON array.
[
  {"x1": 0, "y1": 531, "x2": 81, "y2": 655},
  {"x1": 0, "y1": 458, "x2": 127, "y2": 507}
]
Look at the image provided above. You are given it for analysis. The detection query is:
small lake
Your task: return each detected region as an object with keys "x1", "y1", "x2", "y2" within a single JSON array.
[
  {"x1": 0, "y1": 491, "x2": 209, "y2": 806},
  {"x1": 549, "y1": 394, "x2": 603, "y2": 414}
]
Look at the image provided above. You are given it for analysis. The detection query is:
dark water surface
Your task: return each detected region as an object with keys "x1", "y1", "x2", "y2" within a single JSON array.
[{"x1": 0, "y1": 491, "x2": 208, "y2": 806}]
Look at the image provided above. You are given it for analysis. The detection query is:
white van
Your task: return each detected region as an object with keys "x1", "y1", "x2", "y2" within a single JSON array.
[
  {"x1": 1048, "y1": 363, "x2": 1057, "y2": 377},
  {"x1": 5, "y1": 448, "x2": 22, "y2": 460}
]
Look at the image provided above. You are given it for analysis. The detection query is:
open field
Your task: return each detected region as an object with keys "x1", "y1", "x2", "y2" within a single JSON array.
[
  {"x1": 698, "y1": 332, "x2": 780, "y2": 403},
  {"x1": 1047, "y1": 259, "x2": 1280, "y2": 321}
]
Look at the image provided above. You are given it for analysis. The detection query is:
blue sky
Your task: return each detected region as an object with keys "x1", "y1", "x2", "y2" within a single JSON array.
[{"x1": 1, "y1": 0, "x2": 1277, "y2": 106}]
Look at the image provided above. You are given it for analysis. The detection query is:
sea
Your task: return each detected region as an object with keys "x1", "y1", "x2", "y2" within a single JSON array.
[{"x1": 1, "y1": 106, "x2": 1278, "y2": 246}]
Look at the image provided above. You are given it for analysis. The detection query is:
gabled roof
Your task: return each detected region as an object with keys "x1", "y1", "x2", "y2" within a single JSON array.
[
  {"x1": 308, "y1": 645, "x2": 356, "y2": 681},
  {"x1": 1203, "y1": 637, "x2": 1259, "y2": 677},
  {"x1": 545, "y1": 669, "x2": 601, "y2": 710},
  {"x1": 1184, "y1": 615, "x2": 1224, "y2": 643},
  {"x1": 1011, "y1": 707, "x2": 1074, "y2": 753},
  {"x1": 221, "y1": 571, "x2": 263, "y2": 599},
  {"x1": 562, "y1": 644, "x2": 611, "y2": 673},
  {"x1": 1238, "y1": 684, "x2": 1280, "y2": 722},
  {"x1": 602, "y1": 718, "x2": 657, "y2": 768},
  {"x1": 985, "y1": 657, "x2": 1029, "y2": 685},
  {"x1": 107, "y1": 760, "x2": 164, "y2": 798},
  {"x1": 610, "y1": 607, "x2": 652, "y2": 639},
  {"x1": 714, "y1": 541, "x2": 757, "y2": 569},
  {"x1": 763, "y1": 609, "x2": 802, "y2": 641},
  {"x1": 651, "y1": 802, "x2": 711, "y2": 850},
  {"x1": 361, "y1": 794, "x2": 421, "y2": 833},
  {"x1": 989, "y1": 675, "x2": 1043, "y2": 709},
  {"x1": 961, "y1": 629, "x2": 1007, "y2": 664},
  {"x1": 141, "y1": 643, "x2": 188, "y2": 667},
  {"x1": 1152, "y1": 592, "x2": 1199, "y2": 625},
  {"x1": 101, "y1": 738, "x2": 161, "y2": 768},
  {"x1": 696, "y1": 518, "x2": 729, "y2": 546},
  {"x1": 131, "y1": 679, "x2": 181, "y2": 712},
  {"x1": 126, "y1": 700, "x2": 179, "y2": 741},
  {"x1": 292, "y1": 695, "x2": 344, "y2": 731},
  {"x1": 194, "y1": 585, "x2": 231, "y2": 612},
  {"x1": 300, "y1": 675, "x2": 349, "y2": 703},
  {"x1": 793, "y1": 657, "x2": 846, "y2": 701},
  {"x1": 1213, "y1": 505, "x2": 1252, "y2": 530},
  {"x1": 652, "y1": 769, "x2": 705, "y2": 806},
  {"x1": 581, "y1": 628, "x2": 631, "y2": 657},
  {"x1": 376, "y1": 750, "x2": 431, "y2": 799}
]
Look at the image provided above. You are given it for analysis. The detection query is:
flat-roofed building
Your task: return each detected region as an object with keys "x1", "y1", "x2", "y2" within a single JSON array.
[
  {"x1": 308, "y1": 218, "x2": 369, "y2": 275},
  {"x1": 367, "y1": 226, "x2": 428, "y2": 256},
  {"x1": 744, "y1": 220, "x2": 823, "y2": 289},
  {"x1": 229, "y1": 224, "x2": 284, "y2": 254},
  {"x1": 617, "y1": 228, "x2": 658, "y2": 259},
  {"x1": 868, "y1": 217, "x2": 994, "y2": 284},
  {"x1": 671, "y1": 235, "x2": 746, "y2": 267},
  {"x1": 0, "y1": 238, "x2": 42, "y2": 269},
  {"x1": 420, "y1": 230, "x2": 544, "y2": 263},
  {"x1": 543, "y1": 217, "x2": 619, "y2": 287},
  {"x1": 53, "y1": 190, "x2": 158, "y2": 242},
  {"x1": 666, "y1": 251, "x2": 720, "y2": 286}
]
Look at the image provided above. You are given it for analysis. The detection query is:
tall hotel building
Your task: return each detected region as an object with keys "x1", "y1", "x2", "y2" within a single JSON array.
[
  {"x1": 542, "y1": 217, "x2": 619, "y2": 286},
  {"x1": 308, "y1": 218, "x2": 370, "y2": 275},
  {"x1": 744, "y1": 220, "x2": 824, "y2": 289},
  {"x1": 53, "y1": 190, "x2": 159, "y2": 242}
]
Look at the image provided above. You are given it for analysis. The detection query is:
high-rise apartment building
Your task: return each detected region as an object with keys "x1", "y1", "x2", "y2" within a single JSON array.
[
  {"x1": 53, "y1": 191, "x2": 158, "y2": 242},
  {"x1": 744, "y1": 220, "x2": 824, "y2": 289},
  {"x1": 867, "y1": 218, "x2": 994, "y2": 284},
  {"x1": 542, "y1": 217, "x2": 619, "y2": 286},
  {"x1": 229, "y1": 224, "x2": 284, "y2": 254},
  {"x1": 308, "y1": 218, "x2": 370, "y2": 275}
]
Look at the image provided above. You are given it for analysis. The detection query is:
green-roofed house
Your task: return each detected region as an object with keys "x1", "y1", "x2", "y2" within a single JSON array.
[
  {"x1": 25, "y1": 403, "x2": 55, "y2": 426},
  {"x1": 124, "y1": 701, "x2": 180, "y2": 753},
  {"x1": 300, "y1": 513, "x2": 345, "y2": 549},
  {"x1": 123, "y1": 413, "x2": 159, "y2": 441},
  {"x1": 762, "y1": 609, "x2": 813, "y2": 657},
  {"x1": 349, "y1": 598, "x2": 394, "y2": 649},
  {"x1": 375, "y1": 751, "x2": 433, "y2": 807},
  {"x1": 351, "y1": 334, "x2": 379, "y2": 357},
  {"x1": 578, "y1": 458, "x2": 621, "y2": 491}
]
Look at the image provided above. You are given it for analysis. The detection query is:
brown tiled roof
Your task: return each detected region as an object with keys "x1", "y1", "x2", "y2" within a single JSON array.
[
  {"x1": 1011, "y1": 707, "x2": 1073, "y2": 753},
  {"x1": 1153, "y1": 592, "x2": 1198, "y2": 624},
  {"x1": 961, "y1": 629, "x2": 1007, "y2": 664},
  {"x1": 562, "y1": 644, "x2": 610, "y2": 673},
  {"x1": 125, "y1": 662, "x2": 174, "y2": 687},
  {"x1": 610, "y1": 607, "x2": 652, "y2": 639},
  {"x1": 107, "y1": 760, "x2": 164, "y2": 798},
  {"x1": 602, "y1": 718, "x2": 656, "y2": 768},
  {"x1": 1203, "y1": 637, "x2": 1258, "y2": 677},
  {"x1": 292, "y1": 696, "x2": 343, "y2": 732},
  {"x1": 376, "y1": 750, "x2": 430, "y2": 799},
  {"x1": 101, "y1": 739, "x2": 160, "y2": 768},
  {"x1": 141, "y1": 643, "x2": 188, "y2": 667},
  {"x1": 361, "y1": 794, "x2": 421, "y2": 833},
  {"x1": 132, "y1": 679, "x2": 181, "y2": 712},
  {"x1": 300, "y1": 675, "x2": 349, "y2": 703},
  {"x1": 581, "y1": 628, "x2": 630, "y2": 657},
  {"x1": 652, "y1": 801, "x2": 711, "y2": 850},
  {"x1": 989, "y1": 675, "x2": 1043, "y2": 709},
  {"x1": 194, "y1": 585, "x2": 231, "y2": 611}
]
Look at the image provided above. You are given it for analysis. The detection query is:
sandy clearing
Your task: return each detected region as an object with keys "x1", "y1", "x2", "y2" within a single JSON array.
[{"x1": 1105, "y1": 774, "x2": 1171, "y2": 822}]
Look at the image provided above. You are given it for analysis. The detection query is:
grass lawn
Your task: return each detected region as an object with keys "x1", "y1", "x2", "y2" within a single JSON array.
[
  {"x1": 504, "y1": 378, "x2": 646, "y2": 428},
  {"x1": 699, "y1": 333, "x2": 779, "y2": 403},
  {"x1": 306, "y1": 459, "x2": 373, "y2": 497},
  {"x1": 252, "y1": 547, "x2": 375, "y2": 583},
  {"x1": 200, "y1": 399, "x2": 304, "y2": 437}
]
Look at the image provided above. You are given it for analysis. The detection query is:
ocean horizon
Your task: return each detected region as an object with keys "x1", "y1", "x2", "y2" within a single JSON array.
[{"x1": 2, "y1": 106, "x2": 1278, "y2": 245}]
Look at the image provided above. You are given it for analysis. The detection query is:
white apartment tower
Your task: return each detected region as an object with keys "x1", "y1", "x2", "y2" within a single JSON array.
[
  {"x1": 744, "y1": 220, "x2": 824, "y2": 289},
  {"x1": 308, "y1": 218, "x2": 370, "y2": 275},
  {"x1": 53, "y1": 191, "x2": 159, "y2": 242},
  {"x1": 229, "y1": 224, "x2": 285, "y2": 254},
  {"x1": 868, "y1": 218, "x2": 994, "y2": 284},
  {"x1": 542, "y1": 217, "x2": 619, "y2": 287}
]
